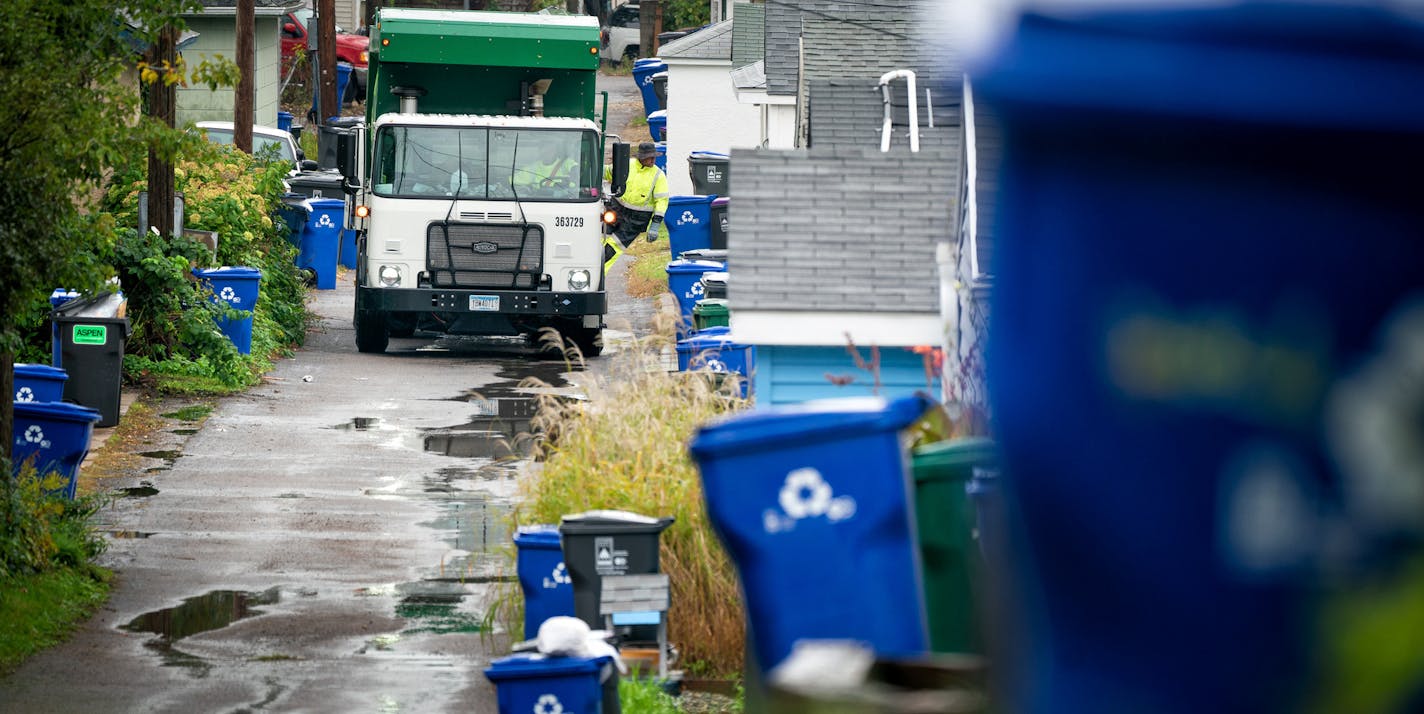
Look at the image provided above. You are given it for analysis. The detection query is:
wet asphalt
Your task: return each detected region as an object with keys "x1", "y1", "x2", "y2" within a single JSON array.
[{"x1": 0, "y1": 71, "x2": 655, "y2": 713}]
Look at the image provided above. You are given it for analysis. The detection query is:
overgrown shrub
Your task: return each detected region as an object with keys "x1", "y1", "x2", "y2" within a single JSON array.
[
  {"x1": 516, "y1": 344, "x2": 749, "y2": 676},
  {"x1": 0, "y1": 460, "x2": 107, "y2": 580}
]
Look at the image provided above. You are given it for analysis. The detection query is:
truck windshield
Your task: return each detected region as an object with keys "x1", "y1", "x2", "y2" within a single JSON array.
[{"x1": 371, "y1": 126, "x2": 601, "y2": 202}]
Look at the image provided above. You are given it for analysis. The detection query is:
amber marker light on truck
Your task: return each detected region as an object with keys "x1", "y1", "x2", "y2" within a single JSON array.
[
  {"x1": 602, "y1": 209, "x2": 617, "y2": 224},
  {"x1": 355, "y1": 204, "x2": 370, "y2": 218}
]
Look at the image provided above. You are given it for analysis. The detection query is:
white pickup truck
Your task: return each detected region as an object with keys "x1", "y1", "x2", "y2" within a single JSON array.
[{"x1": 600, "y1": 3, "x2": 640, "y2": 63}]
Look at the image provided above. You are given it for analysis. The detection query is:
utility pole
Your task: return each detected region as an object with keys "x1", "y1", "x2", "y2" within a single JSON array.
[
  {"x1": 640, "y1": 0, "x2": 657, "y2": 58},
  {"x1": 146, "y1": 25, "x2": 178, "y2": 240},
  {"x1": 317, "y1": 0, "x2": 338, "y2": 126},
  {"x1": 235, "y1": 0, "x2": 255, "y2": 152}
]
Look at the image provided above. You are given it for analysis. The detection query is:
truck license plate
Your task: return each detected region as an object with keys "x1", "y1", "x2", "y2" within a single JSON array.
[{"x1": 469, "y1": 295, "x2": 499, "y2": 312}]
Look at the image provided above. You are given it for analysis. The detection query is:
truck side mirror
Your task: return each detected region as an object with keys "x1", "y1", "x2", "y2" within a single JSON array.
[
  {"x1": 611, "y1": 142, "x2": 629, "y2": 197},
  {"x1": 336, "y1": 130, "x2": 358, "y2": 183}
]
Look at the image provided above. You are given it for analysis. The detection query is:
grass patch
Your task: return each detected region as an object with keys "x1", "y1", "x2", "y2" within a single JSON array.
[
  {"x1": 0, "y1": 568, "x2": 110, "y2": 673},
  {"x1": 626, "y1": 239, "x2": 672, "y2": 300},
  {"x1": 601, "y1": 57, "x2": 635, "y2": 76},
  {"x1": 619, "y1": 677, "x2": 680, "y2": 713},
  {"x1": 161, "y1": 404, "x2": 215, "y2": 422},
  {"x1": 513, "y1": 341, "x2": 749, "y2": 676}
]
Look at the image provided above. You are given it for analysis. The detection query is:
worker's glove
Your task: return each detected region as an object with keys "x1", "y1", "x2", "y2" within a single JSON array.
[{"x1": 647, "y1": 216, "x2": 663, "y2": 242}]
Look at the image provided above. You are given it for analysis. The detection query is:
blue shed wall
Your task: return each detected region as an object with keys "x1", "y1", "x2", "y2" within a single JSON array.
[{"x1": 752, "y1": 345, "x2": 940, "y2": 407}]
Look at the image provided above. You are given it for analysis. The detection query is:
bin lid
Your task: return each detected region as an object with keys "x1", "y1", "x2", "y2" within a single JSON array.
[
  {"x1": 484, "y1": 653, "x2": 608, "y2": 681},
  {"x1": 689, "y1": 151, "x2": 729, "y2": 160},
  {"x1": 690, "y1": 394, "x2": 933, "y2": 458},
  {"x1": 679, "y1": 249, "x2": 728, "y2": 263},
  {"x1": 912, "y1": 437, "x2": 997, "y2": 481},
  {"x1": 667, "y1": 195, "x2": 716, "y2": 208},
  {"x1": 53, "y1": 291, "x2": 127, "y2": 320},
  {"x1": 693, "y1": 298, "x2": 730, "y2": 315},
  {"x1": 666, "y1": 259, "x2": 726, "y2": 275},
  {"x1": 193, "y1": 266, "x2": 263, "y2": 280},
  {"x1": 701, "y1": 272, "x2": 728, "y2": 287},
  {"x1": 306, "y1": 197, "x2": 346, "y2": 210},
  {"x1": 676, "y1": 332, "x2": 744, "y2": 354},
  {"x1": 13, "y1": 400, "x2": 101, "y2": 424},
  {"x1": 559, "y1": 509, "x2": 674, "y2": 533},
  {"x1": 648, "y1": 109, "x2": 667, "y2": 120},
  {"x1": 14, "y1": 364, "x2": 68, "y2": 381},
  {"x1": 651, "y1": 70, "x2": 668, "y2": 79},
  {"x1": 711, "y1": 196, "x2": 730, "y2": 207},
  {"x1": 514, "y1": 525, "x2": 563, "y2": 548},
  {"x1": 287, "y1": 171, "x2": 345, "y2": 189}
]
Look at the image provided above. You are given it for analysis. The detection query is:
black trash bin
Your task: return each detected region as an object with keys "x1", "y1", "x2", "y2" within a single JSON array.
[
  {"x1": 558, "y1": 510, "x2": 674, "y2": 637},
  {"x1": 709, "y1": 197, "x2": 729, "y2": 250},
  {"x1": 286, "y1": 170, "x2": 346, "y2": 200},
  {"x1": 318, "y1": 117, "x2": 362, "y2": 170},
  {"x1": 701, "y1": 271, "x2": 728, "y2": 300},
  {"x1": 53, "y1": 293, "x2": 130, "y2": 428},
  {"x1": 689, "y1": 151, "x2": 730, "y2": 196},
  {"x1": 651, "y1": 71, "x2": 668, "y2": 111}
]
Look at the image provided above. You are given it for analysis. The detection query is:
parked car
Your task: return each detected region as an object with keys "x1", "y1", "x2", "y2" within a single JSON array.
[
  {"x1": 280, "y1": 9, "x2": 369, "y2": 102},
  {"x1": 194, "y1": 121, "x2": 317, "y2": 174},
  {"x1": 600, "y1": 3, "x2": 640, "y2": 63}
]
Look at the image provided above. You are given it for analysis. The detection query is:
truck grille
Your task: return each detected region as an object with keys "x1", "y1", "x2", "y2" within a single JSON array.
[{"x1": 427, "y1": 223, "x2": 543, "y2": 289}]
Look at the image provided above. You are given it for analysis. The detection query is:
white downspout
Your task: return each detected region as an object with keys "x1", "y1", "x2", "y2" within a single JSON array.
[{"x1": 878, "y1": 69, "x2": 919, "y2": 153}]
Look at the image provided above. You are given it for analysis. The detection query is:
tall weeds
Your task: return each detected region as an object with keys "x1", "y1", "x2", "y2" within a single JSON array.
[{"x1": 518, "y1": 341, "x2": 748, "y2": 676}]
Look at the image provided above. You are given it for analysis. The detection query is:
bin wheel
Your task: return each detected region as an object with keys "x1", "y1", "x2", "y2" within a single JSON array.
[{"x1": 355, "y1": 309, "x2": 388, "y2": 353}]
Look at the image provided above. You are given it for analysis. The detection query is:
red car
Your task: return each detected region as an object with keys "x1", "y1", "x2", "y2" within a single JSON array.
[{"x1": 281, "y1": 9, "x2": 369, "y2": 102}]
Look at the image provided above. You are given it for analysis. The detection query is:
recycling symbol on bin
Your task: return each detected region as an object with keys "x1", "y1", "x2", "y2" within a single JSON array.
[
  {"x1": 544, "y1": 561, "x2": 570, "y2": 589},
  {"x1": 534, "y1": 693, "x2": 564, "y2": 714},
  {"x1": 763, "y1": 468, "x2": 857, "y2": 534},
  {"x1": 23, "y1": 425, "x2": 45, "y2": 445},
  {"x1": 704, "y1": 358, "x2": 729, "y2": 373},
  {"x1": 219, "y1": 286, "x2": 241, "y2": 304},
  {"x1": 315, "y1": 213, "x2": 337, "y2": 229},
  {"x1": 686, "y1": 282, "x2": 705, "y2": 299},
  {"x1": 677, "y1": 210, "x2": 700, "y2": 226},
  {"x1": 15, "y1": 387, "x2": 34, "y2": 402}
]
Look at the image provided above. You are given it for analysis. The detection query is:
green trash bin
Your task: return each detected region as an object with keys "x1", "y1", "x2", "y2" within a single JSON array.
[
  {"x1": 912, "y1": 437, "x2": 996, "y2": 654},
  {"x1": 692, "y1": 298, "x2": 729, "y2": 331}
]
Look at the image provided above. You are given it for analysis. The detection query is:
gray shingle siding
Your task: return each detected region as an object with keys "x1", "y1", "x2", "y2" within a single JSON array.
[
  {"x1": 731, "y1": 3, "x2": 765, "y2": 69},
  {"x1": 970, "y1": 101, "x2": 1002, "y2": 279},
  {"x1": 660, "y1": 19, "x2": 734, "y2": 60},
  {"x1": 729, "y1": 146, "x2": 960, "y2": 313},
  {"x1": 807, "y1": 79, "x2": 961, "y2": 151},
  {"x1": 765, "y1": 1, "x2": 882, "y2": 96}
]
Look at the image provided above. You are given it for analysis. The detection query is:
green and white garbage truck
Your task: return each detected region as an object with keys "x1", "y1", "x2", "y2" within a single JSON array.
[{"x1": 345, "y1": 9, "x2": 630, "y2": 355}]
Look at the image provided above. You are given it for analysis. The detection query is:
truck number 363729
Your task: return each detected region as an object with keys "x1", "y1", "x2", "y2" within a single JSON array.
[{"x1": 554, "y1": 216, "x2": 584, "y2": 227}]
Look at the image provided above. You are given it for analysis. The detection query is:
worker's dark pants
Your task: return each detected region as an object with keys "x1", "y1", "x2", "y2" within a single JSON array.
[{"x1": 604, "y1": 205, "x2": 654, "y2": 265}]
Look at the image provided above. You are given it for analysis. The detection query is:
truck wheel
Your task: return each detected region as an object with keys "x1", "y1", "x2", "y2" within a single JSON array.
[
  {"x1": 570, "y1": 327, "x2": 603, "y2": 358},
  {"x1": 355, "y1": 310, "x2": 389, "y2": 353},
  {"x1": 622, "y1": 46, "x2": 638, "y2": 62}
]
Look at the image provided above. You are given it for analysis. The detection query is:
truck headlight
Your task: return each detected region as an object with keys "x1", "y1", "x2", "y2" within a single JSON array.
[
  {"x1": 567, "y1": 269, "x2": 591, "y2": 291},
  {"x1": 378, "y1": 265, "x2": 402, "y2": 287}
]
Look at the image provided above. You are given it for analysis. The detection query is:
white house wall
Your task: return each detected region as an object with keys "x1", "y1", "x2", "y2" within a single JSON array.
[
  {"x1": 177, "y1": 16, "x2": 283, "y2": 128},
  {"x1": 664, "y1": 61, "x2": 760, "y2": 196}
]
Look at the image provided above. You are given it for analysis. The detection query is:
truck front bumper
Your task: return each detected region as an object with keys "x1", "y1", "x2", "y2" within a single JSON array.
[{"x1": 360, "y1": 285, "x2": 605, "y2": 316}]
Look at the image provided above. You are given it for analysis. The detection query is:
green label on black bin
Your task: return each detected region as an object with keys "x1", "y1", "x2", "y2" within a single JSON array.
[{"x1": 72, "y1": 324, "x2": 107, "y2": 345}]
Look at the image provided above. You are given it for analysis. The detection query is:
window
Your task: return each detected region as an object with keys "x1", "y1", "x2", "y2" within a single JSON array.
[
  {"x1": 610, "y1": 5, "x2": 640, "y2": 28},
  {"x1": 372, "y1": 126, "x2": 600, "y2": 202}
]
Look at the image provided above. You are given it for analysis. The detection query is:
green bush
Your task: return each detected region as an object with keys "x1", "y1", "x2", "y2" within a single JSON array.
[{"x1": 0, "y1": 460, "x2": 107, "y2": 580}]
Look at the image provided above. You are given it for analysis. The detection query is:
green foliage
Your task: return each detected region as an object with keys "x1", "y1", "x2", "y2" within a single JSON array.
[
  {"x1": 618, "y1": 677, "x2": 680, "y2": 713},
  {"x1": 0, "y1": 461, "x2": 108, "y2": 580},
  {"x1": 0, "y1": 568, "x2": 110, "y2": 674},
  {"x1": 189, "y1": 54, "x2": 241, "y2": 92},
  {"x1": 1310, "y1": 556, "x2": 1424, "y2": 713},
  {"x1": 663, "y1": 0, "x2": 710, "y2": 31}
]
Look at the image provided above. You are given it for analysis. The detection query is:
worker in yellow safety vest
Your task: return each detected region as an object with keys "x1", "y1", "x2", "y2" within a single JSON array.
[{"x1": 604, "y1": 141, "x2": 669, "y2": 248}]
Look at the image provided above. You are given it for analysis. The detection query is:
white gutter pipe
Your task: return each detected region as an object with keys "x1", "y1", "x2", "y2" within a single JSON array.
[{"x1": 878, "y1": 69, "x2": 919, "y2": 153}]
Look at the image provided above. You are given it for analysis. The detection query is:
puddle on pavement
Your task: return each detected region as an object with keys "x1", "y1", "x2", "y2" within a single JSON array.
[
  {"x1": 419, "y1": 497, "x2": 510, "y2": 556},
  {"x1": 422, "y1": 397, "x2": 540, "y2": 459},
  {"x1": 119, "y1": 485, "x2": 160, "y2": 498},
  {"x1": 171, "y1": 428, "x2": 199, "y2": 436},
  {"x1": 355, "y1": 582, "x2": 485, "y2": 638},
  {"x1": 122, "y1": 587, "x2": 282, "y2": 668},
  {"x1": 333, "y1": 417, "x2": 384, "y2": 431},
  {"x1": 105, "y1": 530, "x2": 155, "y2": 539},
  {"x1": 139, "y1": 449, "x2": 183, "y2": 469}
]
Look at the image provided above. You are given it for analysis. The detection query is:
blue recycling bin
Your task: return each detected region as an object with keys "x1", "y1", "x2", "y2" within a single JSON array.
[
  {"x1": 299, "y1": 198, "x2": 344, "y2": 289},
  {"x1": 974, "y1": 3, "x2": 1424, "y2": 713},
  {"x1": 688, "y1": 395, "x2": 932, "y2": 673},
  {"x1": 276, "y1": 110, "x2": 294, "y2": 133},
  {"x1": 340, "y1": 228, "x2": 358, "y2": 270},
  {"x1": 484, "y1": 653, "x2": 612, "y2": 714},
  {"x1": 647, "y1": 109, "x2": 666, "y2": 142},
  {"x1": 632, "y1": 59, "x2": 666, "y2": 117},
  {"x1": 665, "y1": 259, "x2": 725, "y2": 334},
  {"x1": 192, "y1": 267, "x2": 262, "y2": 354},
  {"x1": 514, "y1": 526, "x2": 576, "y2": 639},
  {"x1": 666, "y1": 195, "x2": 716, "y2": 256},
  {"x1": 13, "y1": 364, "x2": 68, "y2": 404},
  {"x1": 11, "y1": 401, "x2": 101, "y2": 499},
  {"x1": 311, "y1": 61, "x2": 353, "y2": 118},
  {"x1": 48, "y1": 289, "x2": 79, "y2": 366},
  {"x1": 277, "y1": 195, "x2": 309, "y2": 243},
  {"x1": 675, "y1": 327, "x2": 754, "y2": 398},
  {"x1": 654, "y1": 141, "x2": 667, "y2": 172}
]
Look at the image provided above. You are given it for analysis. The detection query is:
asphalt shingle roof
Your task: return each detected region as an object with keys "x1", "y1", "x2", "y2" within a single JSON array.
[
  {"x1": 731, "y1": 2, "x2": 765, "y2": 69},
  {"x1": 659, "y1": 19, "x2": 734, "y2": 61},
  {"x1": 728, "y1": 146, "x2": 961, "y2": 313},
  {"x1": 765, "y1": 1, "x2": 885, "y2": 95}
]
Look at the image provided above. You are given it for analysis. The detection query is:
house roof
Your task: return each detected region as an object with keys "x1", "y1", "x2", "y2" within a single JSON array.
[
  {"x1": 731, "y1": 59, "x2": 766, "y2": 91},
  {"x1": 728, "y1": 146, "x2": 962, "y2": 315},
  {"x1": 765, "y1": 1, "x2": 912, "y2": 96},
  {"x1": 806, "y1": 78, "x2": 961, "y2": 150},
  {"x1": 659, "y1": 19, "x2": 733, "y2": 61},
  {"x1": 731, "y1": 2, "x2": 764, "y2": 69}
]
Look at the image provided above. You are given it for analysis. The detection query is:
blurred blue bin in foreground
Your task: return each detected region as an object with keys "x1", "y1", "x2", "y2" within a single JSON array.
[
  {"x1": 688, "y1": 394, "x2": 932, "y2": 673},
  {"x1": 11, "y1": 401, "x2": 101, "y2": 499},
  {"x1": 974, "y1": 2, "x2": 1424, "y2": 712},
  {"x1": 514, "y1": 526, "x2": 576, "y2": 639},
  {"x1": 14, "y1": 364, "x2": 68, "y2": 404},
  {"x1": 300, "y1": 198, "x2": 344, "y2": 290},
  {"x1": 193, "y1": 267, "x2": 262, "y2": 354},
  {"x1": 484, "y1": 653, "x2": 612, "y2": 714}
]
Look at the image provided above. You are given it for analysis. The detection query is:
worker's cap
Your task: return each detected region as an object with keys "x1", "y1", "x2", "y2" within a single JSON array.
[{"x1": 636, "y1": 142, "x2": 658, "y2": 159}]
